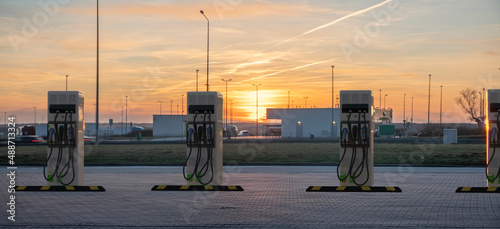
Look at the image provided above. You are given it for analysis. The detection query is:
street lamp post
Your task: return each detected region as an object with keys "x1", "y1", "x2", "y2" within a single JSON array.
[
  {"x1": 304, "y1": 96, "x2": 308, "y2": 108},
  {"x1": 196, "y1": 69, "x2": 199, "y2": 92},
  {"x1": 403, "y1": 94, "x2": 406, "y2": 123},
  {"x1": 96, "y1": 0, "x2": 100, "y2": 142},
  {"x1": 229, "y1": 99, "x2": 233, "y2": 126},
  {"x1": 379, "y1": 89, "x2": 382, "y2": 108},
  {"x1": 384, "y1": 94, "x2": 388, "y2": 109},
  {"x1": 331, "y1": 65, "x2": 334, "y2": 138},
  {"x1": 440, "y1": 85, "x2": 443, "y2": 124},
  {"x1": 33, "y1": 106, "x2": 37, "y2": 124},
  {"x1": 121, "y1": 106, "x2": 124, "y2": 135},
  {"x1": 200, "y1": 10, "x2": 209, "y2": 91},
  {"x1": 66, "y1": 75, "x2": 69, "y2": 91},
  {"x1": 222, "y1": 79, "x2": 232, "y2": 137},
  {"x1": 427, "y1": 74, "x2": 431, "y2": 125},
  {"x1": 158, "y1": 101, "x2": 163, "y2": 115},
  {"x1": 411, "y1": 97, "x2": 414, "y2": 123},
  {"x1": 182, "y1": 94, "x2": 184, "y2": 115},
  {"x1": 171, "y1": 99, "x2": 173, "y2": 115},
  {"x1": 253, "y1": 84, "x2": 261, "y2": 137},
  {"x1": 125, "y1": 96, "x2": 128, "y2": 135},
  {"x1": 483, "y1": 88, "x2": 486, "y2": 117}
]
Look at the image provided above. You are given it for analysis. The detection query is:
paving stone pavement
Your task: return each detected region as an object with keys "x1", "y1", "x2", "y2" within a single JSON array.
[{"x1": 1, "y1": 166, "x2": 499, "y2": 228}]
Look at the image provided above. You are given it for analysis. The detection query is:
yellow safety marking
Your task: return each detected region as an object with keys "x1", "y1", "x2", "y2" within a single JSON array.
[
  {"x1": 311, "y1": 186, "x2": 321, "y2": 191},
  {"x1": 180, "y1": 185, "x2": 190, "y2": 190},
  {"x1": 386, "y1": 187, "x2": 396, "y2": 191},
  {"x1": 487, "y1": 187, "x2": 497, "y2": 192},
  {"x1": 461, "y1": 187, "x2": 471, "y2": 192},
  {"x1": 361, "y1": 186, "x2": 371, "y2": 191},
  {"x1": 41, "y1": 186, "x2": 50, "y2": 191},
  {"x1": 17, "y1": 186, "x2": 26, "y2": 191},
  {"x1": 66, "y1": 186, "x2": 75, "y2": 191},
  {"x1": 157, "y1": 185, "x2": 166, "y2": 190},
  {"x1": 204, "y1": 185, "x2": 213, "y2": 190},
  {"x1": 336, "y1": 186, "x2": 346, "y2": 191},
  {"x1": 228, "y1": 186, "x2": 237, "y2": 190},
  {"x1": 89, "y1": 186, "x2": 99, "y2": 191}
]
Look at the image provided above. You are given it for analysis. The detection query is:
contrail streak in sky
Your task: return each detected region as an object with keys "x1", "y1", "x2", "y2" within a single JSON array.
[{"x1": 275, "y1": 0, "x2": 392, "y2": 46}]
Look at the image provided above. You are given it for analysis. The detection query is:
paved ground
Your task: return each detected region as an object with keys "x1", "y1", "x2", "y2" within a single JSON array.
[{"x1": 1, "y1": 166, "x2": 499, "y2": 228}]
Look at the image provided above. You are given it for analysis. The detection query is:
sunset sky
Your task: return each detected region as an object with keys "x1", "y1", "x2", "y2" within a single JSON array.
[{"x1": 1, "y1": 0, "x2": 499, "y2": 124}]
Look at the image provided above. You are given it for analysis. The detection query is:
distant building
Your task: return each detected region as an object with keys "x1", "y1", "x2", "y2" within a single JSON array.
[
  {"x1": 267, "y1": 108, "x2": 340, "y2": 138},
  {"x1": 153, "y1": 115, "x2": 186, "y2": 137}
]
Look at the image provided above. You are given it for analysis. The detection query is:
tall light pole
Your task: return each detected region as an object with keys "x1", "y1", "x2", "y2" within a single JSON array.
[
  {"x1": 200, "y1": 10, "x2": 209, "y2": 91},
  {"x1": 384, "y1": 94, "x2": 388, "y2": 109},
  {"x1": 304, "y1": 96, "x2": 308, "y2": 108},
  {"x1": 379, "y1": 89, "x2": 382, "y2": 108},
  {"x1": 121, "y1": 106, "x2": 124, "y2": 135},
  {"x1": 33, "y1": 106, "x2": 37, "y2": 124},
  {"x1": 171, "y1": 99, "x2": 173, "y2": 115},
  {"x1": 403, "y1": 93, "x2": 406, "y2": 123},
  {"x1": 427, "y1": 74, "x2": 431, "y2": 125},
  {"x1": 253, "y1": 84, "x2": 261, "y2": 137},
  {"x1": 96, "y1": 0, "x2": 100, "y2": 142},
  {"x1": 66, "y1": 75, "x2": 69, "y2": 91},
  {"x1": 331, "y1": 65, "x2": 334, "y2": 138},
  {"x1": 4, "y1": 112, "x2": 6, "y2": 125},
  {"x1": 125, "y1": 96, "x2": 128, "y2": 135},
  {"x1": 196, "y1": 69, "x2": 199, "y2": 92},
  {"x1": 177, "y1": 105, "x2": 179, "y2": 114},
  {"x1": 221, "y1": 79, "x2": 232, "y2": 136},
  {"x1": 411, "y1": 97, "x2": 414, "y2": 123},
  {"x1": 229, "y1": 99, "x2": 233, "y2": 126},
  {"x1": 483, "y1": 88, "x2": 486, "y2": 117},
  {"x1": 440, "y1": 85, "x2": 443, "y2": 124},
  {"x1": 158, "y1": 101, "x2": 163, "y2": 115},
  {"x1": 182, "y1": 94, "x2": 184, "y2": 115}
]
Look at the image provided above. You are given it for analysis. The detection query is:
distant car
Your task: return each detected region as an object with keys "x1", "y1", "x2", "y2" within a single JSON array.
[
  {"x1": 84, "y1": 136, "x2": 95, "y2": 142},
  {"x1": 14, "y1": 135, "x2": 45, "y2": 144},
  {"x1": 238, "y1": 130, "x2": 250, "y2": 136}
]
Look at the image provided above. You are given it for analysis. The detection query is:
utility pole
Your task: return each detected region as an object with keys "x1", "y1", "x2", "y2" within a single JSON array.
[
  {"x1": 440, "y1": 85, "x2": 443, "y2": 124},
  {"x1": 427, "y1": 74, "x2": 431, "y2": 125},
  {"x1": 253, "y1": 84, "x2": 261, "y2": 137},
  {"x1": 125, "y1": 96, "x2": 128, "y2": 135},
  {"x1": 379, "y1": 89, "x2": 382, "y2": 108}
]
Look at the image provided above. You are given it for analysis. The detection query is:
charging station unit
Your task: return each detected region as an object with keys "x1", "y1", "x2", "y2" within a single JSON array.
[
  {"x1": 457, "y1": 89, "x2": 500, "y2": 193},
  {"x1": 16, "y1": 91, "x2": 105, "y2": 192},
  {"x1": 307, "y1": 90, "x2": 401, "y2": 192},
  {"x1": 152, "y1": 91, "x2": 243, "y2": 191}
]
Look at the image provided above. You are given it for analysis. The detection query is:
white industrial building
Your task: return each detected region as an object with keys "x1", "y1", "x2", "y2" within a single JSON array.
[
  {"x1": 153, "y1": 115, "x2": 186, "y2": 137},
  {"x1": 267, "y1": 108, "x2": 341, "y2": 138}
]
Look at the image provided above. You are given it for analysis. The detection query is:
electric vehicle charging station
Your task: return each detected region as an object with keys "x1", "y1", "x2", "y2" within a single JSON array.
[
  {"x1": 486, "y1": 89, "x2": 500, "y2": 187},
  {"x1": 45, "y1": 91, "x2": 84, "y2": 186},
  {"x1": 307, "y1": 90, "x2": 400, "y2": 192},
  {"x1": 457, "y1": 89, "x2": 500, "y2": 193},
  {"x1": 152, "y1": 91, "x2": 243, "y2": 191},
  {"x1": 184, "y1": 91, "x2": 223, "y2": 185},
  {"x1": 15, "y1": 91, "x2": 105, "y2": 191},
  {"x1": 337, "y1": 90, "x2": 374, "y2": 186}
]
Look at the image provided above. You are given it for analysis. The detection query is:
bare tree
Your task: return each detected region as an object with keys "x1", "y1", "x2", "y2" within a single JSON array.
[{"x1": 455, "y1": 88, "x2": 484, "y2": 130}]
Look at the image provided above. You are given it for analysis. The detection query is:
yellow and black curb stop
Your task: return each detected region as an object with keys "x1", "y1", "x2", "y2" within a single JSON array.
[
  {"x1": 306, "y1": 186, "x2": 402, "y2": 192},
  {"x1": 456, "y1": 187, "x2": 500, "y2": 193},
  {"x1": 15, "y1": 186, "x2": 106, "y2": 192},
  {"x1": 151, "y1": 185, "x2": 244, "y2": 191}
]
